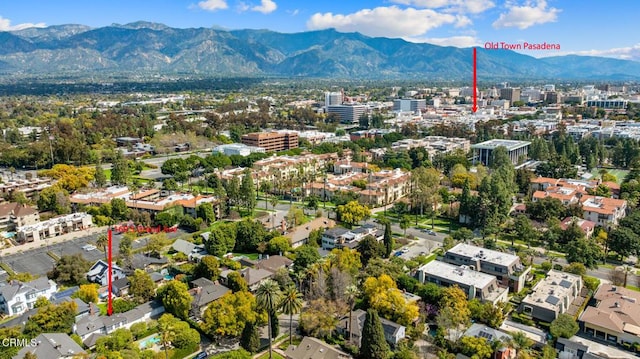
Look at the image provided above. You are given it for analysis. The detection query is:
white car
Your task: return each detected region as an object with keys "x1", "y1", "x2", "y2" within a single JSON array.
[{"x1": 83, "y1": 244, "x2": 97, "y2": 251}]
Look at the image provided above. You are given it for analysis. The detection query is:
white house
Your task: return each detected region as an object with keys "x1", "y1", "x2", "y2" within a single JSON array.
[
  {"x1": 86, "y1": 260, "x2": 126, "y2": 286},
  {"x1": 337, "y1": 309, "x2": 406, "y2": 347},
  {"x1": 0, "y1": 277, "x2": 57, "y2": 316}
]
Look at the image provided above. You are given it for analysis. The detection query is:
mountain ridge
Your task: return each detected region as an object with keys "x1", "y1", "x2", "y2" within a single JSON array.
[{"x1": 0, "y1": 23, "x2": 638, "y2": 80}]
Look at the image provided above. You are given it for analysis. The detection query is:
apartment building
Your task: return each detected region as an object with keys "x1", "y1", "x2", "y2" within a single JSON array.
[
  {"x1": 16, "y1": 213, "x2": 93, "y2": 243},
  {"x1": 390, "y1": 136, "x2": 470, "y2": 159},
  {"x1": 241, "y1": 131, "x2": 298, "y2": 152},
  {"x1": 416, "y1": 261, "x2": 509, "y2": 304},
  {"x1": 520, "y1": 270, "x2": 583, "y2": 322},
  {"x1": 0, "y1": 202, "x2": 39, "y2": 232},
  {"x1": 443, "y1": 243, "x2": 530, "y2": 292},
  {"x1": 0, "y1": 177, "x2": 53, "y2": 199}
]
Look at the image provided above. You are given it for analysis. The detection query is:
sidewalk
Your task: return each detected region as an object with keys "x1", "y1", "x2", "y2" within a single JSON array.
[{"x1": 0, "y1": 225, "x2": 108, "y2": 256}]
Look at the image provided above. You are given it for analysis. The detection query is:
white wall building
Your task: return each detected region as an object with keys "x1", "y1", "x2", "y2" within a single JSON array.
[{"x1": 0, "y1": 277, "x2": 57, "y2": 316}]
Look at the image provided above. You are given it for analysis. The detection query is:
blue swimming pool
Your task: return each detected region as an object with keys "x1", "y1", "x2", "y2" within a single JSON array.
[{"x1": 139, "y1": 335, "x2": 161, "y2": 349}]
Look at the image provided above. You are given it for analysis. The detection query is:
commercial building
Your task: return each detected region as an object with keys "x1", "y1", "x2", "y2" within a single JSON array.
[
  {"x1": 443, "y1": 243, "x2": 530, "y2": 292},
  {"x1": 326, "y1": 104, "x2": 367, "y2": 124},
  {"x1": 520, "y1": 270, "x2": 583, "y2": 322},
  {"x1": 500, "y1": 87, "x2": 521, "y2": 102},
  {"x1": 325, "y1": 91, "x2": 343, "y2": 106},
  {"x1": 586, "y1": 99, "x2": 628, "y2": 109},
  {"x1": 391, "y1": 136, "x2": 470, "y2": 159},
  {"x1": 241, "y1": 131, "x2": 298, "y2": 152},
  {"x1": 579, "y1": 284, "x2": 640, "y2": 347},
  {"x1": 393, "y1": 99, "x2": 426, "y2": 112},
  {"x1": 416, "y1": 261, "x2": 509, "y2": 304},
  {"x1": 212, "y1": 143, "x2": 265, "y2": 157},
  {"x1": 471, "y1": 139, "x2": 531, "y2": 166}
]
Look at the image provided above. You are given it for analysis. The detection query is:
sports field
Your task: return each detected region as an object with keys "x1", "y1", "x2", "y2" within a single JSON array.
[{"x1": 591, "y1": 168, "x2": 629, "y2": 183}]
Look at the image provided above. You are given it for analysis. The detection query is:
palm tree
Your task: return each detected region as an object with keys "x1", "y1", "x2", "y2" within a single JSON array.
[
  {"x1": 158, "y1": 315, "x2": 176, "y2": 359},
  {"x1": 96, "y1": 233, "x2": 108, "y2": 261},
  {"x1": 344, "y1": 285, "x2": 359, "y2": 343},
  {"x1": 279, "y1": 286, "x2": 303, "y2": 345},
  {"x1": 256, "y1": 279, "x2": 283, "y2": 359}
]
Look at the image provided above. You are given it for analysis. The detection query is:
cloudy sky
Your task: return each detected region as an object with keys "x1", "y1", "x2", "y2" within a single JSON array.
[{"x1": 1, "y1": 0, "x2": 638, "y2": 60}]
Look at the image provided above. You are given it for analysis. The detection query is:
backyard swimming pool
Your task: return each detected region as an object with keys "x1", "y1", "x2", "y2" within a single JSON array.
[{"x1": 139, "y1": 335, "x2": 161, "y2": 349}]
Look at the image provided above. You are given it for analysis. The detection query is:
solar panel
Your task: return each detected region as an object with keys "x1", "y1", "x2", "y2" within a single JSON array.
[
  {"x1": 478, "y1": 331, "x2": 494, "y2": 341},
  {"x1": 559, "y1": 280, "x2": 572, "y2": 288},
  {"x1": 546, "y1": 295, "x2": 560, "y2": 305}
]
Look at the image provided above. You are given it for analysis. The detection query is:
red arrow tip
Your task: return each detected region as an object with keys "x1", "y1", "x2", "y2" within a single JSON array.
[{"x1": 472, "y1": 105, "x2": 478, "y2": 113}]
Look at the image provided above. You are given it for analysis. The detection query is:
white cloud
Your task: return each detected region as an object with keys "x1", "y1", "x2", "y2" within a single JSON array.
[
  {"x1": 492, "y1": 0, "x2": 560, "y2": 29},
  {"x1": 0, "y1": 16, "x2": 45, "y2": 31},
  {"x1": 198, "y1": 0, "x2": 228, "y2": 11},
  {"x1": 307, "y1": 6, "x2": 461, "y2": 38},
  {"x1": 252, "y1": 0, "x2": 277, "y2": 14},
  {"x1": 547, "y1": 44, "x2": 640, "y2": 61},
  {"x1": 237, "y1": 1, "x2": 250, "y2": 12},
  {"x1": 391, "y1": 0, "x2": 495, "y2": 14},
  {"x1": 405, "y1": 35, "x2": 480, "y2": 47}
]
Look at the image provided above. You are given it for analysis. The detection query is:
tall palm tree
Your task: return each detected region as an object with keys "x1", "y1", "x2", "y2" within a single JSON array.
[
  {"x1": 256, "y1": 279, "x2": 283, "y2": 359},
  {"x1": 96, "y1": 233, "x2": 108, "y2": 261},
  {"x1": 279, "y1": 286, "x2": 303, "y2": 345},
  {"x1": 344, "y1": 285, "x2": 359, "y2": 343}
]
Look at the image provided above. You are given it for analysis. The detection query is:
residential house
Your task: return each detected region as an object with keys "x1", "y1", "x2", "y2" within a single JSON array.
[
  {"x1": 284, "y1": 336, "x2": 352, "y2": 359},
  {"x1": 579, "y1": 284, "x2": 640, "y2": 347},
  {"x1": 131, "y1": 253, "x2": 168, "y2": 271},
  {"x1": 443, "y1": 243, "x2": 530, "y2": 292},
  {"x1": 321, "y1": 227, "x2": 350, "y2": 250},
  {"x1": 189, "y1": 278, "x2": 230, "y2": 317},
  {"x1": 86, "y1": 260, "x2": 126, "y2": 286},
  {"x1": 321, "y1": 224, "x2": 383, "y2": 250},
  {"x1": 554, "y1": 338, "x2": 607, "y2": 359},
  {"x1": 220, "y1": 267, "x2": 274, "y2": 292},
  {"x1": 337, "y1": 309, "x2": 406, "y2": 347},
  {"x1": 51, "y1": 296, "x2": 98, "y2": 322},
  {"x1": 112, "y1": 277, "x2": 131, "y2": 297},
  {"x1": 462, "y1": 324, "x2": 515, "y2": 359},
  {"x1": 580, "y1": 195, "x2": 627, "y2": 228},
  {"x1": 416, "y1": 261, "x2": 509, "y2": 304},
  {"x1": 520, "y1": 270, "x2": 583, "y2": 322},
  {"x1": 74, "y1": 301, "x2": 164, "y2": 347},
  {"x1": 171, "y1": 239, "x2": 207, "y2": 262},
  {"x1": 14, "y1": 333, "x2": 86, "y2": 359},
  {"x1": 255, "y1": 255, "x2": 293, "y2": 273},
  {"x1": 284, "y1": 218, "x2": 336, "y2": 248},
  {"x1": 0, "y1": 277, "x2": 57, "y2": 316},
  {"x1": 0, "y1": 202, "x2": 39, "y2": 232},
  {"x1": 560, "y1": 217, "x2": 596, "y2": 238}
]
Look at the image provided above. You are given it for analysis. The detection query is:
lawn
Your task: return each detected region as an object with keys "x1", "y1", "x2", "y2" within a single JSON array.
[
  {"x1": 233, "y1": 252, "x2": 260, "y2": 260},
  {"x1": 590, "y1": 168, "x2": 629, "y2": 183},
  {"x1": 257, "y1": 352, "x2": 285, "y2": 359}
]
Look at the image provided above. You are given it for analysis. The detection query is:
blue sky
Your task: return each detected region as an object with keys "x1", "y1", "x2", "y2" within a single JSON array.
[{"x1": 1, "y1": 0, "x2": 639, "y2": 60}]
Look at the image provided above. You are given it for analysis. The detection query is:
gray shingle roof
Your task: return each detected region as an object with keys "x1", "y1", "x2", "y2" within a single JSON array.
[{"x1": 14, "y1": 333, "x2": 85, "y2": 359}]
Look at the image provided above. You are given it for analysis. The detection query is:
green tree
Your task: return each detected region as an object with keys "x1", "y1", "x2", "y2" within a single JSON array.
[
  {"x1": 359, "y1": 309, "x2": 390, "y2": 359},
  {"x1": 37, "y1": 186, "x2": 70, "y2": 214},
  {"x1": 194, "y1": 255, "x2": 221, "y2": 281},
  {"x1": 111, "y1": 198, "x2": 129, "y2": 220},
  {"x1": 565, "y1": 238, "x2": 603, "y2": 269},
  {"x1": 47, "y1": 254, "x2": 91, "y2": 286},
  {"x1": 279, "y1": 286, "x2": 303, "y2": 345},
  {"x1": 240, "y1": 320, "x2": 260, "y2": 353},
  {"x1": 399, "y1": 215, "x2": 411, "y2": 236},
  {"x1": 75, "y1": 284, "x2": 99, "y2": 303},
  {"x1": 337, "y1": 200, "x2": 371, "y2": 227},
  {"x1": 204, "y1": 224, "x2": 237, "y2": 257},
  {"x1": 197, "y1": 202, "x2": 216, "y2": 224},
  {"x1": 451, "y1": 228, "x2": 474, "y2": 243},
  {"x1": 23, "y1": 301, "x2": 77, "y2": 337},
  {"x1": 268, "y1": 236, "x2": 292, "y2": 255},
  {"x1": 256, "y1": 279, "x2": 282, "y2": 359},
  {"x1": 94, "y1": 161, "x2": 107, "y2": 188},
  {"x1": 240, "y1": 168, "x2": 257, "y2": 213},
  {"x1": 357, "y1": 235, "x2": 385, "y2": 266},
  {"x1": 608, "y1": 226, "x2": 640, "y2": 260},
  {"x1": 234, "y1": 219, "x2": 267, "y2": 252},
  {"x1": 459, "y1": 336, "x2": 492, "y2": 359},
  {"x1": 383, "y1": 222, "x2": 394, "y2": 258},
  {"x1": 203, "y1": 291, "x2": 264, "y2": 337},
  {"x1": 157, "y1": 280, "x2": 193, "y2": 320},
  {"x1": 111, "y1": 151, "x2": 131, "y2": 185},
  {"x1": 550, "y1": 314, "x2": 579, "y2": 339},
  {"x1": 226, "y1": 271, "x2": 249, "y2": 293},
  {"x1": 96, "y1": 233, "x2": 109, "y2": 261},
  {"x1": 129, "y1": 269, "x2": 156, "y2": 303},
  {"x1": 158, "y1": 314, "x2": 176, "y2": 359},
  {"x1": 294, "y1": 245, "x2": 321, "y2": 272}
]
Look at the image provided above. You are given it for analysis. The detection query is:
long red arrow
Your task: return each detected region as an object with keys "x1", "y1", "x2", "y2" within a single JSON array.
[
  {"x1": 472, "y1": 47, "x2": 478, "y2": 113},
  {"x1": 107, "y1": 228, "x2": 113, "y2": 316}
]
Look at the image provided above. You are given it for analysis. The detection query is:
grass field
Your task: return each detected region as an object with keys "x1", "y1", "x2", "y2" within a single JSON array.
[
  {"x1": 257, "y1": 352, "x2": 285, "y2": 359},
  {"x1": 591, "y1": 168, "x2": 629, "y2": 183}
]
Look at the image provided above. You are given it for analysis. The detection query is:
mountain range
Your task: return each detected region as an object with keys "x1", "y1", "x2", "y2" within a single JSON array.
[{"x1": 1, "y1": 21, "x2": 639, "y2": 80}]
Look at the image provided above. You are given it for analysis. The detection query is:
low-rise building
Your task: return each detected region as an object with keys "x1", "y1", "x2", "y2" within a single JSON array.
[
  {"x1": 285, "y1": 336, "x2": 352, "y2": 359},
  {"x1": 472, "y1": 139, "x2": 531, "y2": 166},
  {"x1": 16, "y1": 212, "x2": 93, "y2": 243},
  {"x1": 212, "y1": 143, "x2": 265, "y2": 157},
  {"x1": 284, "y1": 218, "x2": 336, "y2": 248},
  {"x1": 0, "y1": 277, "x2": 57, "y2": 316},
  {"x1": 321, "y1": 224, "x2": 382, "y2": 250},
  {"x1": 520, "y1": 270, "x2": 583, "y2": 322},
  {"x1": 86, "y1": 260, "x2": 127, "y2": 287},
  {"x1": 337, "y1": 309, "x2": 406, "y2": 347},
  {"x1": 0, "y1": 177, "x2": 53, "y2": 199},
  {"x1": 416, "y1": 261, "x2": 509, "y2": 304},
  {"x1": 0, "y1": 202, "x2": 39, "y2": 232},
  {"x1": 443, "y1": 243, "x2": 530, "y2": 292},
  {"x1": 14, "y1": 333, "x2": 86, "y2": 359},
  {"x1": 580, "y1": 195, "x2": 627, "y2": 228},
  {"x1": 189, "y1": 278, "x2": 230, "y2": 318},
  {"x1": 579, "y1": 284, "x2": 640, "y2": 347}
]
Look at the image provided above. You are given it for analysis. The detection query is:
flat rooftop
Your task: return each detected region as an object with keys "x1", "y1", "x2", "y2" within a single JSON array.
[
  {"x1": 447, "y1": 243, "x2": 520, "y2": 267},
  {"x1": 471, "y1": 139, "x2": 531, "y2": 151},
  {"x1": 418, "y1": 260, "x2": 496, "y2": 289},
  {"x1": 522, "y1": 270, "x2": 581, "y2": 311}
]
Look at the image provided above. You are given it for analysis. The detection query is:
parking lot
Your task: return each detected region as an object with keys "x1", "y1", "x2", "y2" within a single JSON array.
[
  {"x1": 0, "y1": 229, "x2": 186, "y2": 277},
  {"x1": 399, "y1": 235, "x2": 443, "y2": 260}
]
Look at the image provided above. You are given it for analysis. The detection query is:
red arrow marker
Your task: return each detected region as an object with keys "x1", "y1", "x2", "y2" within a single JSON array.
[
  {"x1": 107, "y1": 228, "x2": 113, "y2": 316},
  {"x1": 472, "y1": 47, "x2": 478, "y2": 113}
]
